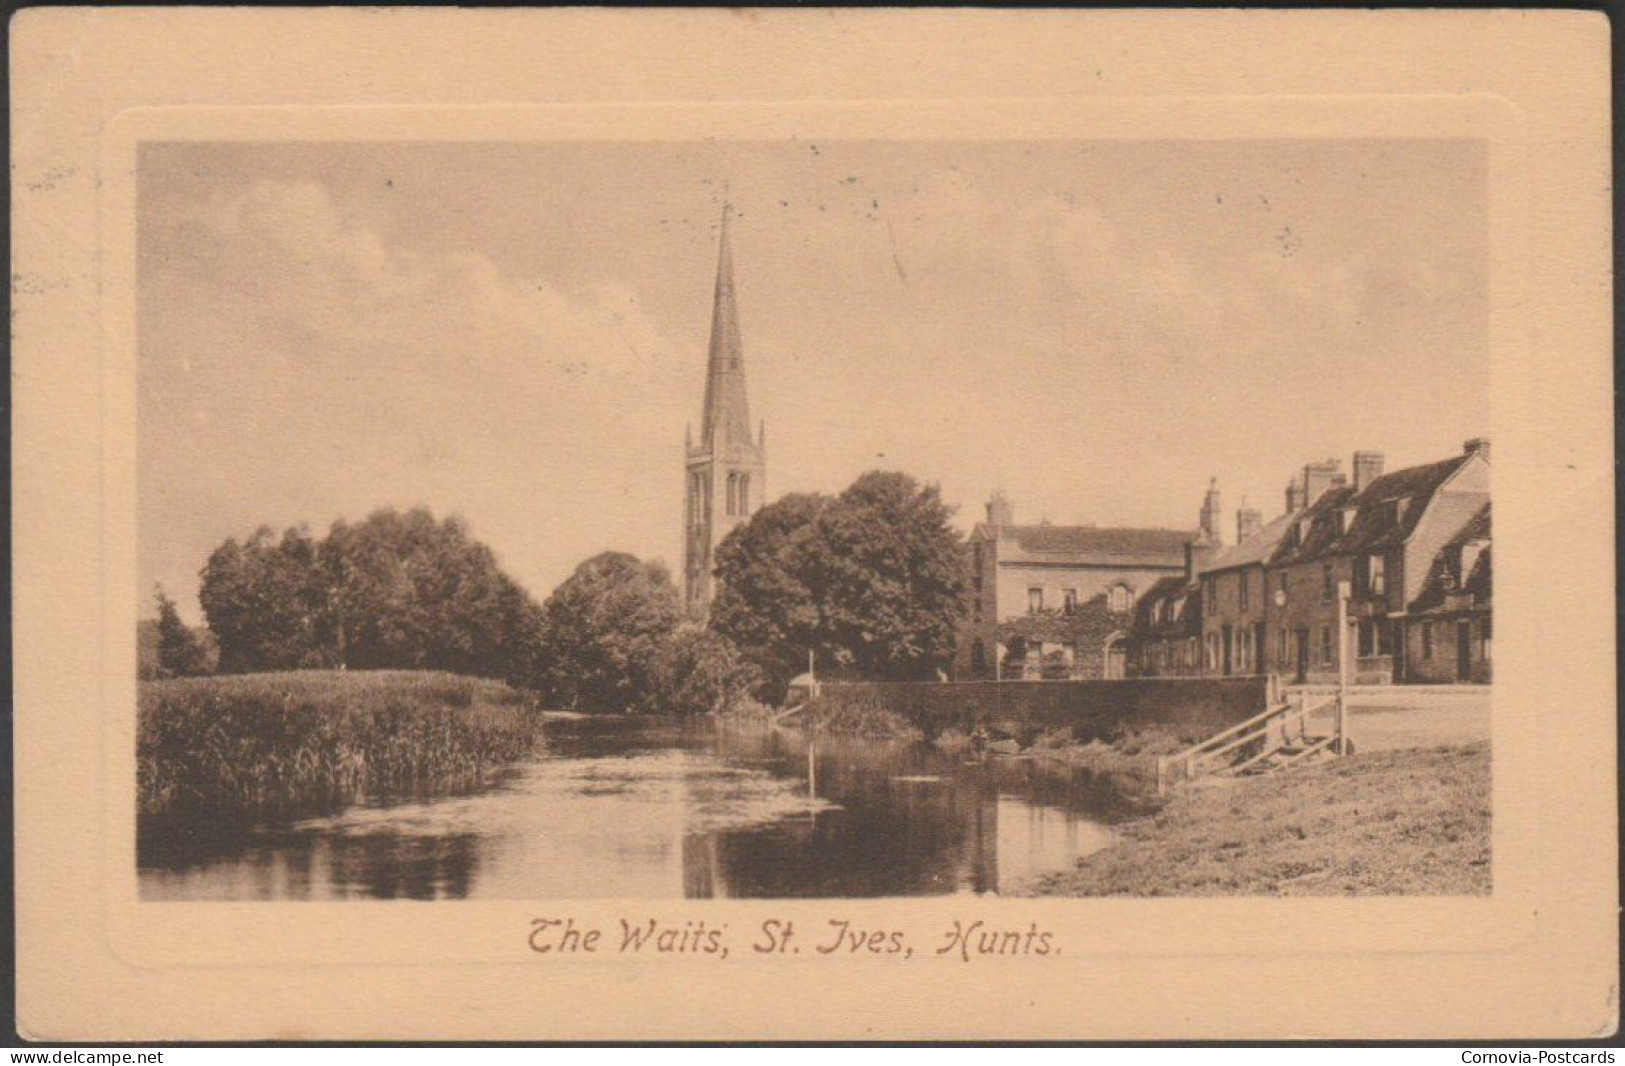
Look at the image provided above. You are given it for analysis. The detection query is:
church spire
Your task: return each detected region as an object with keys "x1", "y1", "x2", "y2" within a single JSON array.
[{"x1": 700, "y1": 196, "x2": 753, "y2": 449}]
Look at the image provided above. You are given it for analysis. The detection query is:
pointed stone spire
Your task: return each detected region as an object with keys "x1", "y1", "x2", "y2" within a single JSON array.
[{"x1": 701, "y1": 196, "x2": 753, "y2": 450}]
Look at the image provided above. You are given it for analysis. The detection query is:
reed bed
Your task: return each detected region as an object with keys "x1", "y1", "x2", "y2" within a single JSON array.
[{"x1": 138, "y1": 670, "x2": 547, "y2": 819}]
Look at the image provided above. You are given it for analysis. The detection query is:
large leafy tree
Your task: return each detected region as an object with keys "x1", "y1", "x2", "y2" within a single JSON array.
[
  {"x1": 535, "y1": 551, "x2": 684, "y2": 713},
  {"x1": 199, "y1": 525, "x2": 328, "y2": 672},
  {"x1": 197, "y1": 507, "x2": 543, "y2": 680},
  {"x1": 651, "y1": 624, "x2": 759, "y2": 718},
  {"x1": 710, "y1": 492, "x2": 832, "y2": 695},
  {"x1": 153, "y1": 585, "x2": 211, "y2": 678},
  {"x1": 711, "y1": 471, "x2": 968, "y2": 698}
]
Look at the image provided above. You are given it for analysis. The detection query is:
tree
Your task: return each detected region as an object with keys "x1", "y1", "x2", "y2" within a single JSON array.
[
  {"x1": 652, "y1": 625, "x2": 758, "y2": 718},
  {"x1": 711, "y1": 471, "x2": 968, "y2": 698},
  {"x1": 709, "y1": 492, "x2": 832, "y2": 699},
  {"x1": 817, "y1": 471, "x2": 968, "y2": 680},
  {"x1": 153, "y1": 585, "x2": 210, "y2": 678},
  {"x1": 535, "y1": 551, "x2": 683, "y2": 713},
  {"x1": 198, "y1": 507, "x2": 546, "y2": 680},
  {"x1": 199, "y1": 526, "x2": 326, "y2": 673}
]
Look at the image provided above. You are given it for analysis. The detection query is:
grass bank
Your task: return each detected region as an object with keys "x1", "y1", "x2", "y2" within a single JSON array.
[
  {"x1": 138, "y1": 670, "x2": 546, "y2": 820},
  {"x1": 1024, "y1": 741, "x2": 1491, "y2": 896}
]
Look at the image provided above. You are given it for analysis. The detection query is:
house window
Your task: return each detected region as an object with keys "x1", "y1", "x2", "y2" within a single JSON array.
[
  {"x1": 972, "y1": 597, "x2": 982, "y2": 622},
  {"x1": 971, "y1": 642, "x2": 987, "y2": 673},
  {"x1": 972, "y1": 545, "x2": 983, "y2": 590},
  {"x1": 1107, "y1": 585, "x2": 1133, "y2": 613},
  {"x1": 1421, "y1": 621, "x2": 1434, "y2": 660},
  {"x1": 1481, "y1": 617, "x2": 1492, "y2": 662},
  {"x1": 1320, "y1": 624, "x2": 1334, "y2": 666},
  {"x1": 1358, "y1": 620, "x2": 1374, "y2": 657},
  {"x1": 1064, "y1": 588, "x2": 1079, "y2": 615},
  {"x1": 1278, "y1": 628, "x2": 1289, "y2": 664},
  {"x1": 1239, "y1": 570, "x2": 1250, "y2": 612},
  {"x1": 1238, "y1": 628, "x2": 1252, "y2": 672},
  {"x1": 1376, "y1": 620, "x2": 1394, "y2": 656},
  {"x1": 1321, "y1": 563, "x2": 1335, "y2": 603},
  {"x1": 738, "y1": 474, "x2": 750, "y2": 515},
  {"x1": 1279, "y1": 572, "x2": 1289, "y2": 601},
  {"x1": 1368, "y1": 554, "x2": 1386, "y2": 596},
  {"x1": 725, "y1": 473, "x2": 738, "y2": 516},
  {"x1": 1028, "y1": 588, "x2": 1043, "y2": 614}
]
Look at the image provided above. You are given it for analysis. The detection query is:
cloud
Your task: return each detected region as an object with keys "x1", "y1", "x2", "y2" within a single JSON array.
[{"x1": 141, "y1": 179, "x2": 695, "y2": 610}]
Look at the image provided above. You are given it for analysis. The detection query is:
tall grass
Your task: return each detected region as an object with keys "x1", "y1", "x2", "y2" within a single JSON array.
[{"x1": 138, "y1": 670, "x2": 546, "y2": 820}]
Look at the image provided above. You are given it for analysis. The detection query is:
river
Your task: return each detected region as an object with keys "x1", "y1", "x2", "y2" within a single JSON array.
[{"x1": 139, "y1": 715, "x2": 1139, "y2": 900}]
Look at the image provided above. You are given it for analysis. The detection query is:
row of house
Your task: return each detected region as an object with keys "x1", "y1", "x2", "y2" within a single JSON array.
[{"x1": 954, "y1": 439, "x2": 1492, "y2": 686}]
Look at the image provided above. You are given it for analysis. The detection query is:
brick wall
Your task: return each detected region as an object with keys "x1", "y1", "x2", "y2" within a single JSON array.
[{"x1": 817, "y1": 676, "x2": 1273, "y2": 745}]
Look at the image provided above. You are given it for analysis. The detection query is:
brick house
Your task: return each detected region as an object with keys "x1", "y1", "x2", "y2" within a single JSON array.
[
  {"x1": 955, "y1": 488, "x2": 1214, "y2": 680},
  {"x1": 1260, "y1": 440, "x2": 1491, "y2": 684},
  {"x1": 1127, "y1": 566, "x2": 1205, "y2": 678},
  {"x1": 1196, "y1": 505, "x2": 1301, "y2": 677},
  {"x1": 1402, "y1": 503, "x2": 1492, "y2": 683}
]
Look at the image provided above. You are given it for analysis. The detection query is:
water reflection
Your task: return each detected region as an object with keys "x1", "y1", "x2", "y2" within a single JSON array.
[{"x1": 139, "y1": 717, "x2": 1133, "y2": 900}]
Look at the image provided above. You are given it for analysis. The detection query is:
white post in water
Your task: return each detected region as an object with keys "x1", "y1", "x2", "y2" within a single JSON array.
[{"x1": 1336, "y1": 580, "x2": 1352, "y2": 755}]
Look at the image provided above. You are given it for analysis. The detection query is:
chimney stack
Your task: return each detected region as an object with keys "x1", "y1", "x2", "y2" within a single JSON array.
[
  {"x1": 986, "y1": 491, "x2": 1014, "y2": 528},
  {"x1": 1285, "y1": 477, "x2": 1307, "y2": 514},
  {"x1": 1236, "y1": 504, "x2": 1263, "y2": 544},
  {"x1": 1464, "y1": 437, "x2": 1491, "y2": 461},
  {"x1": 1184, "y1": 538, "x2": 1215, "y2": 582},
  {"x1": 1301, "y1": 458, "x2": 1343, "y2": 506},
  {"x1": 1199, "y1": 477, "x2": 1223, "y2": 546},
  {"x1": 1353, "y1": 451, "x2": 1386, "y2": 494}
]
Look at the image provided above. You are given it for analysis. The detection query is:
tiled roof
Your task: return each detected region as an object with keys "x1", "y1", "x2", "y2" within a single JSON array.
[
  {"x1": 997, "y1": 524, "x2": 1193, "y2": 558},
  {"x1": 1204, "y1": 510, "x2": 1297, "y2": 573},
  {"x1": 1266, "y1": 485, "x2": 1357, "y2": 566},
  {"x1": 1336, "y1": 456, "x2": 1470, "y2": 554},
  {"x1": 1410, "y1": 503, "x2": 1492, "y2": 613},
  {"x1": 1130, "y1": 574, "x2": 1203, "y2": 640},
  {"x1": 1268, "y1": 454, "x2": 1473, "y2": 567}
]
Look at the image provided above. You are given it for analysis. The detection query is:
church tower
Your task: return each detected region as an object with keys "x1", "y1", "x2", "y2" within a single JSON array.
[{"x1": 683, "y1": 199, "x2": 766, "y2": 613}]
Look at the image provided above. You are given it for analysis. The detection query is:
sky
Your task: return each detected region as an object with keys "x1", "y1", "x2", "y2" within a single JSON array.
[{"x1": 139, "y1": 139, "x2": 1488, "y2": 621}]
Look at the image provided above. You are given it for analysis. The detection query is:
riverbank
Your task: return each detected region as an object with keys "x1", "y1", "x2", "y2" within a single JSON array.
[
  {"x1": 138, "y1": 670, "x2": 546, "y2": 819},
  {"x1": 1023, "y1": 740, "x2": 1491, "y2": 896}
]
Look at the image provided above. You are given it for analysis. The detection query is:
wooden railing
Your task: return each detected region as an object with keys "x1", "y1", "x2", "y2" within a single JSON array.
[{"x1": 1155, "y1": 691, "x2": 1341, "y2": 794}]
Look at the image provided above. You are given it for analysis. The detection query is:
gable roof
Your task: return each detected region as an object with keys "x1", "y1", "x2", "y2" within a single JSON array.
[
  {"x1": 1130, "y1": 574, "x2": 1203, "y2": 640},
  {"x1": 1267, "y1": 453, "x2": 1475, "y2": 567},
  {"x1": 1266, "y1": 484, "x2": 1357, "y2": 567},
  {"x1": 1335, "y1": 455, "x2": 1471, "y2": 554},
  {"x1": 1204, "y1": 509, "x2": 1297, "y2": 573},
  {"x1": 1409, "y1": 503, "x2": 1492, "y2": 613}
]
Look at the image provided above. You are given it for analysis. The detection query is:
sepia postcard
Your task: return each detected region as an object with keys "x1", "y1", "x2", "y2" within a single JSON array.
[{"x1": 11, "y1": 8, "x2": 1616, "y2": 1042}]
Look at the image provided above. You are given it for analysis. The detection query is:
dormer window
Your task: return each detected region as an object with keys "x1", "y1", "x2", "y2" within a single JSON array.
[
  {"x1": 1107, "y1": 584, "x2": 1133, "y2": 613},
  {"x1": 1367, "y1": 554, "x2": 1386, "y2": 596}
]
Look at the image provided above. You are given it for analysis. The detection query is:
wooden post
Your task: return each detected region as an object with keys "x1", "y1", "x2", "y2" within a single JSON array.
[{"x1": 1336, "y1": 580, "x2": 1352, "y2": 754}]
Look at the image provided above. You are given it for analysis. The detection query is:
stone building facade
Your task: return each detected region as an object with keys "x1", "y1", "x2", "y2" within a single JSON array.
[
  {"x1": 955, "y1": 485, "x2": 1220, "y2": 681},
  {"x1": 682, "y1": 202, "x2": 766, "y2": 613},
  {"x1": 1402, "y1": 502, "x2": 1492, "y2": 683}
]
